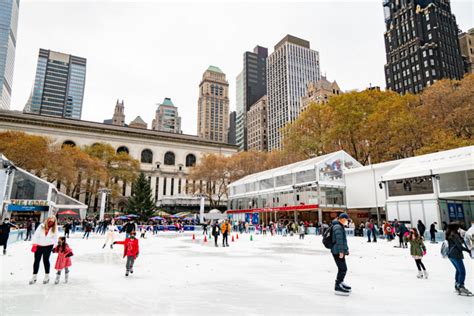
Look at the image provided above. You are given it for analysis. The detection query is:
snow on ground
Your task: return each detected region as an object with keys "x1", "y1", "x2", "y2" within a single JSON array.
[{"x1": 0, "y1": 231, "x2": 472, "y2": 315}]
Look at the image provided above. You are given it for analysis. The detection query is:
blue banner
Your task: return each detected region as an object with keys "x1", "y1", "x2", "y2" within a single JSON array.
[
  {"x1": 8, "y1": 205, "x2": 49, "y2": 212},
  {"x1": 455, "y1": 204, "x2": 464, "y2": 220}
]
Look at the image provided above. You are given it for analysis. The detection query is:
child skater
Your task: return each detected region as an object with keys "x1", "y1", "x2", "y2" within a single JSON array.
[
  {"x1": 405, "y1": 228, "x2": 428, "y2": 279},
  {"x1": 53, "y1": 237, "x2": 73, "y2": 284},
  {"x1": 113, "y1": 231, "x2": 139, "y2": 276}
]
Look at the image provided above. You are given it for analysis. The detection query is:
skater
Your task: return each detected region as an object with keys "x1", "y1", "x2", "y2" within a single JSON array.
[
  {"x1": 202, "y1": 222, "x2": 208, "y2": 235},
  {"x1": 429, "y1": 222, "x2": 438, "y2": 243},
  {"x1": 446, "y1": 223, "x2": 472, "y2": 296},
  {"x1": 299, "y1": 222, "x2": 305, "y2": 240},
  {"x1": 405, "y1": 228, "x2": 428, "y2": 279},
  {"x1": 140, "y1": 226, "x2": 146, "y2": 239},
  {"x1": 330, "y1": 213, "x2": 351, "y2": 296},
  {"x1": 465, "y1": 219, "x2": 474, "y2": 258},
  {"x1": 63, "y1": 220, "x2": 72, "y2": 238},
  {"x1": 0, "y1": 218, "x2": 18, "y2": 255},
  {"x1": 25, "y1": 218, "x2": 33, "y2": 241},
  {"x1": 121, "y1": 220, "x2": 136, "y2": 238},
  {"x1": 103, "y1": 220, "x2": 117, "y2": 249},
  {"x1": 417, "y1": 220, "x2": 426, "y2": 240},
  {"x1": 29, "y1": 216, "x2": 60, "y2": 285},
  {"x1": 398, "y1": 223, "x2": 408, "y2": 248},
  {"x1": 221, "y1": 220, "x2": 230, "y2": 247},
  {"x1": 53, "y1": 236, "x2": 73, "y2": 284},
  {"x1": 83, "y1": 221, "x2": 92, "y2": 239},
  {"x1": 212, "y1": 221, "x2": 220, "y2": 247},
  {"x1": 113, "y1": 231, "x2": 140, "y2": 277}
]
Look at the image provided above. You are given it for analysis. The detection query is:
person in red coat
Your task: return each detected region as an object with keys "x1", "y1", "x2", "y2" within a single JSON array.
[
  {"x1": 53, "y1": 237, "x2": 73, "y2": 284},
  {"x1": 114, "y1": 231, "x2": 140, "y2": 276}
]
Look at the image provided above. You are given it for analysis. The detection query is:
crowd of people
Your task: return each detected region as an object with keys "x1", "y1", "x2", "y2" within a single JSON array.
[{"x1": 0, "y1": 213, "x2": 473, "y2": 297}]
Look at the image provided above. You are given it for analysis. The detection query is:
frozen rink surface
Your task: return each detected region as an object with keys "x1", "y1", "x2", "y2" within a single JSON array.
[{"x1": 0, "y1": 232, "x2": 473, "y2": 315}]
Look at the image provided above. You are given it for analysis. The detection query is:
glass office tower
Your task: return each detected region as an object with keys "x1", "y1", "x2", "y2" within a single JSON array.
[
  {"x1": 0, "y1": 0, "x2": 20, "y2": 110},
  {"x1": 24, "y1": 49, "x2": 86, "y2": 119}
]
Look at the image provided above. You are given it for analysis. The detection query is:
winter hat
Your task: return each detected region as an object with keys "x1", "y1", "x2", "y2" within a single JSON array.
[{"x1": 339, "y1": 213, "x2": 350, "y2": 220}]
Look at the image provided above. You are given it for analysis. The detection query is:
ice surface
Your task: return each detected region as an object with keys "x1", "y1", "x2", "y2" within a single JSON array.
[{"x1": 0, "y1": 232, "x2": 472, "y2": 315}]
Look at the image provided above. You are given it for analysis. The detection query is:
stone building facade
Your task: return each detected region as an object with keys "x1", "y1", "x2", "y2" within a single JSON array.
[
  {"x1": 300, "y1": 76, "x2": 341, "y2": 113},
  {"x1": 0, "y1": 110, "x2": 237, "y2": 213},
  {"x1": 459, "y1": 28, "x2": 474, "y2": 74},
  {"x1": 246, "y1": 96, "x2": 268, "y2": 152}
]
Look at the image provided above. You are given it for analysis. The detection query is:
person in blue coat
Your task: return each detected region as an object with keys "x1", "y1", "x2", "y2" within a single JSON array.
[{"x1": 331, "y1": 213, "x2": 351, "y2": 296}]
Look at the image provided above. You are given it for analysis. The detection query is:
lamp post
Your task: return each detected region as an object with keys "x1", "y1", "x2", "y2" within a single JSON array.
[
  {"x1": 0, "y1": 155, "x2": 16, "y2": 220},
  {"x1": 98, "y1": 188, "x2": 112, "y2": 221}
]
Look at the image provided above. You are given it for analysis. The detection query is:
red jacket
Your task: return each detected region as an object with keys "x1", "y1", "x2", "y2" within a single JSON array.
[{"x1": 115, "y1": 238, "x2": 139, "y2": 258}]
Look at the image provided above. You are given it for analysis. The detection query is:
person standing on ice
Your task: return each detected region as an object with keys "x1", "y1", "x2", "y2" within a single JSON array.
[
  {"x1": 29, "y1": 216, "x2": 60, "y2": 285},
  {"x1": 405, "y1": 228, "x2": 428, "y2": 279},
  {"x1": 417, "y1": 220, "x2": 426, "y2": 240},
  {"x1": 212, "y1": 221, "x2": 220, "y2": 247},
  {"x1": 202, "y1": 221, "x2": 208, "y2": 235},
  {"x1": 114, "y1": 231, "x2": 140, "y2": 277},
  {"x1": 221, "y1": 220, "x2": 230, "y2": 247},
  {"x1": 429, "y1": 222, "x2": 438, "y2": 243},
  {"x1": 299, "y1": 222, "x2": 305, "y2": 240},
  {"x1": 103, "y1": 220, "x2": 117, "y2": 249},
  {"x1": 329, "y1": 213, "x2": 351, "y2": 296},
  {"x1": 446, "y1": 223, "x2": 472, "y2": 296},
  {"x1": 53, "y1": 236, "x2": 73, "y2": 284},
  {"x1": 0, "y1": 218, "x2": 18, "y2": 255}
]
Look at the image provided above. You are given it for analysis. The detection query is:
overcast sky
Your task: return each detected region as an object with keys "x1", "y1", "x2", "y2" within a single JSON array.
[{"x1": 10, "y1": 0, "x2": 473, "y2": 135}]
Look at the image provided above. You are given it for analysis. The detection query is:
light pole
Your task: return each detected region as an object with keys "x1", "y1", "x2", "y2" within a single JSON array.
[
  {"x1": 98, "y1": 188, "x2": 112, "y2": 221},
  {"x1": 0, "y1": 155, "x2": 16, "y2": 220}
]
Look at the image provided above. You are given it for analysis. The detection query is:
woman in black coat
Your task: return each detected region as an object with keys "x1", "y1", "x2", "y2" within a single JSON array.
[
  {"x1": 446, "y1": 223, "x2": 471, "y2": 295},
  {"x1": 211, "y1": 222, "x2": 220, "y2": 247},
  {"x1": 0, "y1": 218, "x2": 18, "y2": 255},
  {"x1": 417, "y1": 220, "x2": 426, "y2": 239}
]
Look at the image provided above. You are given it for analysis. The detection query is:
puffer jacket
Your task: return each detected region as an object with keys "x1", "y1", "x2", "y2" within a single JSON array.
[
  {"x1": 331, "y1": 220, "x2": 348, "y2": 255},
  {"x1": 406, "y1": 237, "x2": 426, "y2": 257},
  {"x1": 448, "y1": 232, "x2": 469, "y2": 260}
]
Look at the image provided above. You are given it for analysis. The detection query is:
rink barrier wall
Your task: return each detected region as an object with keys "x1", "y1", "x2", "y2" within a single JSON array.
[{"x1": 6, "y1": 229, "x2": 26, "y2": 245}]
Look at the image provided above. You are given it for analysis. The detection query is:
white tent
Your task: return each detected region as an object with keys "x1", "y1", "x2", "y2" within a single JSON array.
[{"x1": 203, "y1": 209, "x2": 227, "y2": 220}]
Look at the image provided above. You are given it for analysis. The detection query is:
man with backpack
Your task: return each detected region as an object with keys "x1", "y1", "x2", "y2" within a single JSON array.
[{"x1": 323, "y1": 213, "x2": 351, "y2": 296}]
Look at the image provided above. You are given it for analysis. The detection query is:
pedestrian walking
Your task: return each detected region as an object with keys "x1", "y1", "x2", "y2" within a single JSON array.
[
  {"x1": 0, "y1": 218, "x2": 18, "y2": 255},
  {"x1": 29, "y1": 216, "x2": 60, "y2": 285},
  {"x1": 405, "y1": 228, "x2": 428, "y2": 279},
  {"x1": 328, "y1": 213, "x2": 351, "y2": 296},
  {"x1": 446, "y1": 223, "x2": 472, "y2": 296},
  {"x1": 114, "y1": 231, "x2": 140, "y2": 277},
  {"x1": 53, "y1": 236, "x2": 73, "y2": 284}
]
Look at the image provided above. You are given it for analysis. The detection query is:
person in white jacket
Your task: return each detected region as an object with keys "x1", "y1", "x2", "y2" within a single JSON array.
[
  {"x1": 103, "y1": 220, "x2": 117, "y2": 249},
  {"x1": 29, "y1": 216, "x2": 60, "y2": 285},
  {"x1": 465, "y1": 220, "x2": 474, "y2": 258}
]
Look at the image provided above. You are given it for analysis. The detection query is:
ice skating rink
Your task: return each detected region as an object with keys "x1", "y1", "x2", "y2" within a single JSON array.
[{"x1": 0, "y1": 232, "x2": 472, "y2": 315}]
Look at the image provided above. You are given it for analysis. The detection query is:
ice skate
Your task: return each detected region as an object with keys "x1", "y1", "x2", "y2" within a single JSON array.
[
  {"x1": 102, "y1": 244, "x2": 106, "y2": 249},
  {"x1": 3, "y1": 249, "x2": 6, "y2": 255},
  {"x1": 340, "y1": 282, "x2": 352, "y2": 292},
  {"x1": 54, "y1": 274, "x2": 60, "y2": 285},
  {"x1": 65, "y1": 272, "x2": 69, "y2": 283},
  {"x1": 110, "y1": 244, "x2": 113, "y2": 249},
  {"x1": 457, "y1": 286, "x2": 473, "y2": 296},
  {"x1": 417, "y1": 271, "x2": 423, "y2": 279},
  {"x1": 423, "y1": 270, "x2": 428, "y2": 279},
  {"x1": 125, "y1": 270, "x2": 129, "y2": 277},
  {"x1": 43, "y1": 274, "x2": 50, "y2": 284},
  {"x1": 334, "y1": 283, "x2": 350, "y2": 296},
  {"x1": 29, "y1": 274, "x2": 37, "y2": 285}
]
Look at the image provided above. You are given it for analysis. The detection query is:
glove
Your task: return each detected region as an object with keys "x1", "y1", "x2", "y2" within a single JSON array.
[
  {"x1": 31, "y1": 244, "x2": 37, "y2": 253},
  {"x1": 136, "y1": 253, "x2": 139, "y2": 258},
  {"x1": 423, "y1": 250, "x2": 427, "y2": 256}
]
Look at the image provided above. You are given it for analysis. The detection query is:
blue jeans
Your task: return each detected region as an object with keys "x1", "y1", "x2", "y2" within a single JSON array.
[
  {"x1": 449, "y1": 258, "x2": 466, "y2": 286},
  {"x1": 367, "y1": 229, "x2": 372, "y2": 241}
]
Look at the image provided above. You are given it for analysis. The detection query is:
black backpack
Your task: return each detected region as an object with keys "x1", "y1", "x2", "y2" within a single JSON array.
[{"x1": 322, "y1": 224, "x2": 334, "y2": 249}]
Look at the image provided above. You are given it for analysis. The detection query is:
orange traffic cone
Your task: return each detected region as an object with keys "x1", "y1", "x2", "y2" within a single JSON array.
[
  {"x1": 192, "y1": 234, "x2": 195, "y2": 241},
  {"x1": 231, "y1": 235, "x2": 235, "y2": 242},
  {"x1": 236, "y1": 233, "x2": 239, "y2": 240},
  {"x1": 204, "y1": 235, "x2": 208, "y2": 243}
]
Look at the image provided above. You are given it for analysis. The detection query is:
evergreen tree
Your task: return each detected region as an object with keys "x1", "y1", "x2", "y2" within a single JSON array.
[{"x1": 127, "y1": 172, "x2": 155, "y2": 220}]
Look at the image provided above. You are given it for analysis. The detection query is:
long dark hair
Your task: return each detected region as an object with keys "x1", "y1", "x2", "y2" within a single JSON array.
[
  {"x1": 446, "y1": 223, "x2": 460, "y2": 240},
  {"x1": 58, "y1": 236, "x2": 68, "y2": 253},
  {"x1": 409, "y1": 227, "x2": 420, "y2": 241}
]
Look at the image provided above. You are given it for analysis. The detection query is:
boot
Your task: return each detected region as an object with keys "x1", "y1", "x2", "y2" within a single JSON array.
[
  {"x1": 3, "y1": 249, "x2": 6, "y2": 255},
  {"x1": 29, "y1": 274, "x2": 37, "y2": 285},
  {"x1": 54, "y1": 274, "x2": 60, "y2": 285},
  {"x1": 125, "y1": 270, "x2": 129, "y2": 277},
  {"x1": 423, "y1": 270, "x2": 428, "y2": 279},
  {"x1": 340, "y1": 282, "x2": 352, "y2": 292},
  {"x1": 417, "y1": 271, "x2": 423, "y2": 279},
  {"x1": 102, "y1": 244, "x2": 106, "y2": 249},
  {"x1": 43, "y1": 274, "x2": 50, "y2": 284},
  {"x1": 458, "y1": 285, "x2": 473, "y2": 296},
  {"x1": 334, "y1": 283, "x2": 350, "y2": 296},
  {"x1": 65, "y1": 272, "x2": 69, "y2": 283}
]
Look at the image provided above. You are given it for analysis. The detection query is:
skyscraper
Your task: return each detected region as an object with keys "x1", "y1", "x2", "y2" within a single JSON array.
[
  {"x1": 24, "y1": 49, "x2": 87, "y2": 119},
  {"x1": 235, "y1": 46, "x2": 268, "y2": 151},
  {"x1": 228, "y1": 111, "x2": 236, "y2": 145},
  {"x1": 152, "y1": 97, "x2": 182, "y2": 133},
  {"x1": 247, "y1": 95, "x2": 268, "y2": 152},
  {"x1": 267, "y1": 35, "x2": 320, "y2": 151},
  {"x1": 383, "y1": 0, "x2": 465, "y2": 94},
  {"x1": 197, "y1": 66, "x2": 229, "y2": 143},
  {"x1": 0, "y1": 0, "x2": 20, "y2": 110}
]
